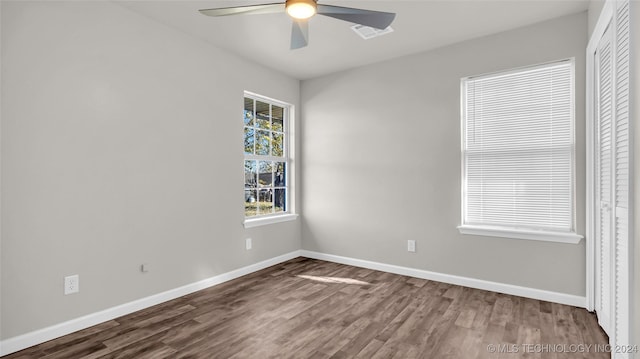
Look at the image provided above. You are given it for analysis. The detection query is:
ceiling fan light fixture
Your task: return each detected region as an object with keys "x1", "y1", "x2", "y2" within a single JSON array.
[{"x1": 286, "y1": 0, "x2": 317, "y2": 19}]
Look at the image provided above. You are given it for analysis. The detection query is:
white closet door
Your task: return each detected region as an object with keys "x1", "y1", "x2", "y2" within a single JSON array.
[
  {"x1": 613, "y1": 1, "x2": 631, "y2": 356},
  {"x1": 594, "y1": 21, "x2": 613, "y2": 335},
  {"x1": 592, "y1": 0, "x2": 632, "y2": 352}
]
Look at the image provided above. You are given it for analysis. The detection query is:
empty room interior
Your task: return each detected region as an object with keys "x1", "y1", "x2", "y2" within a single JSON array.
[{"x1": 1, "y1": 0, "x2": 639, "y2": 358}]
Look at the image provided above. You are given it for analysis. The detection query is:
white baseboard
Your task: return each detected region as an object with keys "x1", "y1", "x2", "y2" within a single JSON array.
[
  {"x1": 0, "y1": 250, "x2": 302, "y2": 356},
  {"x1": 300, "y1": 250, "x2": 586, "y2": 308},
  {"x1": 1, "y1": 249, "x2": 587, "y2": 356}
]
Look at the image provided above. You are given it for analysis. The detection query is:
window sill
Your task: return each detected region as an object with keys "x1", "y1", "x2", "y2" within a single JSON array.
[
  {"x1": 457, "y1": 225, "x2": 583, "y2": 244},
  {"x1": 244, "y1": 214, "x2": 299, "y2": 229}
]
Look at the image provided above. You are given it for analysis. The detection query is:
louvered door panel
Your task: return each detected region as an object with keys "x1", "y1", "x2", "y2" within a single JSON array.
[
  {"x1": 613, "y1": 1, "x2": 631, "y2": 356},
  {"x1": 595, "y1": 22, "x2": 613, "y2": 334}
]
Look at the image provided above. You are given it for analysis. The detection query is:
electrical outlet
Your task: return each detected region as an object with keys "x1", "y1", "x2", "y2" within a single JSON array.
[
  {"x1": 141, "y1": 263, "x2": 149, "y2": 273},
  {"x1": 407, "y1": 240, "x2": 416, "y2": 253},
  {"x1": 246, "y1": 238, "x2": 252, "y2": 250},
  {"x1": 64, "y1": 275, "x2": 79, "y2": 295}
]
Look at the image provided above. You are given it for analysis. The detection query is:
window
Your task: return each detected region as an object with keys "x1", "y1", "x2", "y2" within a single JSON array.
[
  {"x1": 459, "y1": 60, "x2": 582, "y2": 243},
  {"x1": 243, "y1": 93, "x2": 296, "y2": 227}
]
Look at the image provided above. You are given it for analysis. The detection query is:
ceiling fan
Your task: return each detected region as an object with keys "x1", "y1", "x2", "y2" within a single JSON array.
[{"x1": 199, "y1": 0, "x2": 396, "y2": 49}]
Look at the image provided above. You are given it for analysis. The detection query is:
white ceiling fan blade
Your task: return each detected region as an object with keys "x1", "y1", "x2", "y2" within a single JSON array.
[
  {"x1": 291, "y1": 19, "x2": 309, "y2": 49},
  {"x1": 317, "y1": 4, "x2": 395, "y2": 30},
  {"x1": 199, "y1": 3, "x2": 284, "y2": 17}
]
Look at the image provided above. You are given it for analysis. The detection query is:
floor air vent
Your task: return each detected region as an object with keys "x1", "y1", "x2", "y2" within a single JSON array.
[{"x1": 351, "y1": 24, "x2": 394, "y2": 40}]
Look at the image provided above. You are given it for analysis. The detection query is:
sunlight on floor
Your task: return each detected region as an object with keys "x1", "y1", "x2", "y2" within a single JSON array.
[{"x1": 296, "y1": 275, "x2": 370, "y2": 285}]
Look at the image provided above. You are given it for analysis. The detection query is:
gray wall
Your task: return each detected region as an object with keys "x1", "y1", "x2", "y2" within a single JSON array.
[
  {"x1": 301, "y1": 12, "x2": 587, "y2": 296},
  {"x1": 0, "y1": 1, "x2": 300, "y2": 339},
  {"x1": 588, "y1": 0, "x2": 605, "y2": 37}
]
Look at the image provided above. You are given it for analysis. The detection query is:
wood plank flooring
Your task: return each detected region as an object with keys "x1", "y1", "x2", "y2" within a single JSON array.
[{"x1": 2, "y1": 258, "x2": 609, "y2": 359}]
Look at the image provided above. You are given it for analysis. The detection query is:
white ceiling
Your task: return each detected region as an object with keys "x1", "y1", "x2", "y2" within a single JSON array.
[{"x1": 117, "y1": 0, "x2": 589, "y2": 80}]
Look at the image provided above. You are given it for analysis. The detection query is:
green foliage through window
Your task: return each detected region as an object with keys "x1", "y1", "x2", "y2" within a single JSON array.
[{"x1": 244, "y1": 95, "x2": 288, "y2": 217}]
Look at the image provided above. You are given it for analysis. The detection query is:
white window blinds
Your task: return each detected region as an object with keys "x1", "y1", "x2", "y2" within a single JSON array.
[{"x1": 461, "y1": 60, "x2": 576, "y2": 235}]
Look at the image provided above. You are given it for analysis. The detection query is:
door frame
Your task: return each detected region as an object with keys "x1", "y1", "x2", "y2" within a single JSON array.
[{"x1": 586, "y1": 0, "x2": 614, "y2": 314}]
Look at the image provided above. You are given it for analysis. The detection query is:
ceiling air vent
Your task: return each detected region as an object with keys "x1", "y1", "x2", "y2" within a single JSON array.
[{"x1": 351, "y1": 24, "x2": 394, "y2": 40}]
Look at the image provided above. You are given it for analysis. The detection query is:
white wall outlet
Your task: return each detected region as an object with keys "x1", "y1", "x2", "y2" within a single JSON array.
[
  {"x1": 246, "y1": 238, "x2": 252, "y2": 250},
  {"x1": 141, "y1": 263, "x2": 149, "y2": 273},
  {"x1": 407, "y1": 240, "x2": 416, "y2": 253},
  {"x1": 64, "y1": 275, "x2": 79, "y2": 295}
]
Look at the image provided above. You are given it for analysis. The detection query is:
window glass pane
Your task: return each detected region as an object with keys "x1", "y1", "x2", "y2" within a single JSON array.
[
  {"x1": 256, "y1": 130, "x2": 271, "y2": 156},
  {"x1": 243, "y1": 94, "x2": 290, "y2": 219},
  {"x1": 244, "y1": 98, "x2": 254, "y2": 126},
  {"x1": 256, "y1": 101, "x2": 270, "y2": 129},
  {"x1": 244, "y1": 127, "x2": 254, "y2": 154},
  {"x1": 259, "y1": 161, "x2": 273, "y2": 187},
  {"x1": 275, "y1": 162, "x2": 286, "y2": 187},
  {"x1": 244, "y1": 160, "x2": 256, "y2": 188},
  {"x1": 259, "y1": 189, "x2": 273, "y2": 214},
  {"x1": 245, "y1": 190, "x2": 257, "y2": 216},
  {"x1": 272, "y1": 106, "x2": 284, "y2": 132},
  {"x1": 273, "y1": 132, "x2": 284, "y2": 157},
  {"x1": 274, "y1": 188, "x2": 286, "y2": 213}
]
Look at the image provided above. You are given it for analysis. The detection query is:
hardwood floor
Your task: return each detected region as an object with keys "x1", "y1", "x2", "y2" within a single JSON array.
[{"x1": 3, "y1": 258, "x2": 609, "y2": 359}]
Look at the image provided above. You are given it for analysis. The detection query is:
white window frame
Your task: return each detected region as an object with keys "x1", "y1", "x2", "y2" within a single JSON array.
[
  {"x1": 243, "y1": 92, "x2": 297, "y2": 228},
  {"x1": 457, "y1": 60, "x2": 583, "y2": 244}
]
